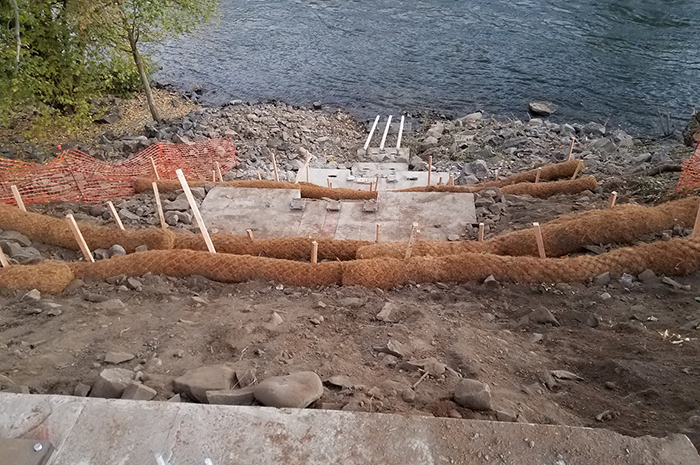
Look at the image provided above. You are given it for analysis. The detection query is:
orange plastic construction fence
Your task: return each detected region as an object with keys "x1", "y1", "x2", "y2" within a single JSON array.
[
  {"x1": 677, "y1": 141, "x2": 700, "y2": 192},
  {"x1": 0, "y1": 139, "x2": 237, "y2": 205}
]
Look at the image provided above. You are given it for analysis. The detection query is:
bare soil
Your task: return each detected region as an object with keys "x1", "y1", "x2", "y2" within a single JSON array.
[{"x1": 2, "y1": 180, "x2": 700, "y2": 452}]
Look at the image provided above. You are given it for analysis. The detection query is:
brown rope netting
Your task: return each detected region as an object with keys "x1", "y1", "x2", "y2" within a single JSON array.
[
  {"x1": 68, "y1": 250, "x2": 343, "y2": 287},
  {"x1": 0, "y1": 203, "x2": 176, "y2": 252},
  {"x1": 4, "y1": 235, "x2": 700, "y2": 293},
  {"x1": 343, "y1": 237, "x2": 700, "y2": 289},
  {"x1": 356, "y1": 196, "x2": 700, "y2": 259},
  {"x1": 398, "y1": 176, "x2": 596, "y2": 197},
  {"x1": 173, "y1": 235, "x2": 368, "y2": 261}
]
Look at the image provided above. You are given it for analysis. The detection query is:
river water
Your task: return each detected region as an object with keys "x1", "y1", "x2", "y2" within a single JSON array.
[{"x1": 154, "y1": 0, "x2": 700, "y2": 135}]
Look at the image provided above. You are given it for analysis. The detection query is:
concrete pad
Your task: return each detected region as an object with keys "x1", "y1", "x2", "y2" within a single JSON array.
[
  {"x1": 0, "y1": 394, "x2": 698, "y2": 465},
  {"x1": 309, "y1": 163, "x2": 452, "y2": 191},
  {"x1": 200, "y1": 187, "x2": 303, "y2": 237},
  {"x1": 336, "y1": 191, "x2": 475, "y2": 241}
]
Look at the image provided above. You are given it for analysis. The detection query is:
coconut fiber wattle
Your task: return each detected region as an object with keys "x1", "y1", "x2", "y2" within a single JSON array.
[
  {"x1": 343, "y1": 236, "x2": 700, "y2": 289},
  {"x1": 0, "y1": 203, "x2": 176, "y2": 252},
  {"x1": 0, "y1": 261, "x2": 74, "y2": 294},
  {"x1": 173, "y1": 234, "x2": 368, "y2": 261},
  {"x1": 356, "y1": 196, "x2": 700, "y2": 259},
  {"x1": 68, "y1": 249, "x2": 343, "y2": 287}
]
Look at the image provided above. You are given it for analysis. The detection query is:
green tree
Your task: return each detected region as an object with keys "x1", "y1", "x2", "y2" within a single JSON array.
[{"x1": 81, "y1": 0, "x2": 218, "y2": 122}]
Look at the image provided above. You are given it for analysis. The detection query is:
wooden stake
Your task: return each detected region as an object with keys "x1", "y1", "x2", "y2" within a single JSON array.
[
  {"x1": 608, "y1": 191, "x2": 618, "y2": 209},
  {"x1": 10, "y1": 185, "x2": 25, "y2": 212},
  {"x1": 693, "y1": 204, "x2": 700, "y2": 239},
  {"x1": 533, "y1": 222, "x2": 546, "y2": 259},
  {"x1": 478, "y1": 223, "x2": 485, "y2": 242},
  {"x1": 566, "y1": 137, "x2": 575, "y2": 162},
  {"x1": 212, "y1": 170, "x2": 217, "y2": 183},
  {"x1": 215, "y1": 161, "x2": 223, "y2": 182},
  {"x1": 295, "y1": 148, "x2": 312, "y2": 184},
  {"x1": 329, "y1": 182, "x2": 333, "y2": 189},
  {"x1": 495, "y1": 169, "x2": 500, "y2": 180},
  {"x1": 427, "y1": 156, "x2": 433, "y2": 186},
  {"x1": 306, "y1": 164, "x2": 310, "y2": 183},
  {"x1": 376, "y1": 224, "x2": 382, "y2": 243},
  {"x1": 0, "y1": 246, "x2": 9, "y2": 267},
  {"x1": 438, "y1": 176, "x2": 443, "y2": 185},
  {"x1": 150, "y1": 157, "x2": 160, "y2": 180},
  {"x1": 246, "y1": 229, "x2": 254, "y2": 241},
  {"x1": 152, "y1": 182, "x2": 167, "y2": 229},
  {"x1": 311, "y1": 240, "x2": 318, "y2": 264},
  {"x1": 405, "y1": 222, "x2": 419, "y2": 259},
  {"x1": 535, "y1": 167, "x2": 542, "y2": 184},
  {"x1": 271, "y1": 153, "x2": 280, "y2": 182},
  {"x1": 175, "y1": 169, "x2": 216, "y2": 253},
  {"x1": 571, "y1": 161, "x2": 583, "y2": 180},
  {"x1": 107, "y1": 201, "x2": 125, "y2": 230},
  {"x1": 257, "y1": 172, "x2": 262, "y2": 181},
  {"x1": 375, "y1": 175, "x2": 379, "y2": 191},
  {"x1": 448, "y1": 174, "x2": 455, "y2": 186},
  {"x1": 66, "y1": 214, "x2": 94, "y2": 263},
  {"x1": 327, "y1": 178, "x2": 331, "y2": 188}
]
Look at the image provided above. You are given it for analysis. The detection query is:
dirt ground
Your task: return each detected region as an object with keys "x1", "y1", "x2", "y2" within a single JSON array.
[{"x1": 2, "y1": 178, "x2": 700, "y2": 453}]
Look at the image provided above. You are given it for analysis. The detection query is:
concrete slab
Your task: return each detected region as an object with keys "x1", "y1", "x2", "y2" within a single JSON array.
[
  {"x1": 336, "y1": 191, "x2": 475, "y2": 241},
  {"x1": 308, "y1": 167, "x2": 452, "y2": 191},
  {"x1": 0, "y1": 438, "x2": 54, "y2": 465},
  {"x1": 0, "y1": 393, "x2": 698, "y2": 465},
  {"x1": 200, "y1": 187, "x2": 304, "y2": 237}
]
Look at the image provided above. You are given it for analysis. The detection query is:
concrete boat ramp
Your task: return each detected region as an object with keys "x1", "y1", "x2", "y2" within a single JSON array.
[{"x1": 1, "y1": 393, "x2": 698, "y2": 465}]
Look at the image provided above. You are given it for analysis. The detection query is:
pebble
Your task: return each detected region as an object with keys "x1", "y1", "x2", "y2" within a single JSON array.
[
  {"x1": 108, "y1": 244, "x2": 127, "y2": 257},
  {"x1": 254, "y1": 371, "x2": 323, "y2": 408},
  {"x1": 453, "y1": 379, "x2": 492, "y2": 411},
  {"x1": 90, "y1": 368, "x2": 134, "y2": 398},
  {"x1": 104, "y1": 351, "x2": 135, "y2": 365},
  {"x1": 376, "y1": 302, "x2": 396, "y2": 322},
  {"x1": 95, "y1": 299, "x2": 126, "y2": 311},
  {"x1": 22, "y1": 289, "x2": 41, "y2": 302},
  {"x1": 529, "y1": 307, "x2": 560, "y2": 326},
  {"x1": 74, "y1": 383, "x2": 92, "y2": 397},
  {"x1": 172, "y1": 365, "x2": 234, "y2": 403}
]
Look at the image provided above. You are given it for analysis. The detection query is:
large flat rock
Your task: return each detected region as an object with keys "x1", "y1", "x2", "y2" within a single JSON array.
[{"x1": 0, "y1": 393, "x2": 698, "y2": 465}]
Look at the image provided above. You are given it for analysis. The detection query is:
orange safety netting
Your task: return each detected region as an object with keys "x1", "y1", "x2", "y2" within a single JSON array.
[
  {"x1": 0, "y1": 139, "x2": 237, "y2": 205},
  {"x1": 677, "y1": 141, "x2": 700, "y2": 192}
]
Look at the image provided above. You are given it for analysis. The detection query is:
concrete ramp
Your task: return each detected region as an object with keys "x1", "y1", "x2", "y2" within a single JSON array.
[{"x1": 0, "y1": 393, "x2": 698, "y2": 465}]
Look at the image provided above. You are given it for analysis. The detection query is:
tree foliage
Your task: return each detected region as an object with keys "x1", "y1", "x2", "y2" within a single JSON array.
[{"x1": 0, "y1": 0, "x2": 217, "y2": 128}]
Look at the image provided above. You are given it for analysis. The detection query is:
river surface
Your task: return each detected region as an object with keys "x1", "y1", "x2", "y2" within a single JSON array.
[{"x1": 154, "y1": 0, "x2": 700, "y2": 135}]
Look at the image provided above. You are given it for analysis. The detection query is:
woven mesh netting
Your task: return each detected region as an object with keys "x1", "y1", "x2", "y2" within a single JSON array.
[
  {"x1": 0, "y1": 262, "x2": 74, "y2": 293},
  {"x1": 173, "y1": 234, "x2": 368, "y2": 261},
  {"x1": 343, "y1": 237, "x2": 700, "y2": 288},
  {"x1": 68, "y1": 249, "x2": 343, "y2": 287},
  {"x1": 398, "y1": 176, "x2": 596, "y2": 197},
  {"x1": 357, "y1": 196, "x2": 700, "y2": 259},
  {"x1": 677, "y1": 141, "x2": 700, "y2": 192},
  {"x1": 0, "y1": 203, "x2": 176, "y2": 252}
]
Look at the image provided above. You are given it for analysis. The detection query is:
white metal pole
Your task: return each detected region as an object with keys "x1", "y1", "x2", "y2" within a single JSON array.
[
  {"x1": 396, "y1": 115, "x2": 405, "y2": 150},
  {"x1": 363, "y1": 115, "x2": 380, "y2": 151},
  {"x1": 379, "y1": 115, "x2": 393, "y2": 151}
]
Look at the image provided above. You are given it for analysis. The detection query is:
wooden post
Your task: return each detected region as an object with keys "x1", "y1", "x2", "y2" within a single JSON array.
[
  {"x1": 175, "y1": 169, "x2": 216, "y2": 253},
  {"x1": 150, "y1": 157, "x2": 160, "y2": 180},
  {"x1": 376, "y1": 224, "x2": 382, "y2": 243},
  {"x1": 405, "y1": 222, "x2": 419, "y2": 259},
  {"x1": 327, "y1": 178, "x2": 331, "y2": 188},
  {"x1": 427, "y1": 156, "x2": 432, "y2": 186},
  {"x1": 478, "y1": 223, "x2": 485, "y2": 242},
  {"x1": 246, "y1": 229, "x2": 254, "y2": 241},
  {"x1": 295, "y1": 148, "x2": 312, "y2": 184},
  {"x1": 495, "y1": 169, "x2": 500, "y2": 180},
  {"x1": 566, "y1": 137, "x2": 575, "y2": 162},
  {"x1": 608, "y1": 191, "x2": 618, "y2": 209},
  {"x1": 212, "y1": 170, "x2": 217, "y2": 183},
  {"x1": 10, "y1": 185, "x2": 25, "y2": 212},
  {"x1": 396, "y1": 115, "x2": 406, "y2": 149},
  {"x1": 0, "y1": 246, "x2": 9, "y2": 267},
  {"x1": 306, "y1": 164, "x2": 310, "y2": 183},
  {"x1": 107, "y1": 201, "x2": 125, "y2": 230},
  {"x1": 448, "y1": 174, "x2": 455, "y2": 186},
  {"x1": 329, "y1": 182, "x2": 333, "y2": 189},
  {"x1": 693, "y1": 204, "x2": 700, "y2": 239},
  {"x1": 438, "y1": 176, "x2": 443, "y2": 185},
  {"x1": 152, "y1": 182, "x2": 167, "y2": 229},
  {"x1": 364, "y1": 115, "x2": 380, "y2": 151},
  {"x1": 380, "y1": 115, "x2": 393, "y2": 151},
  {"x1": 535, "y1": 167, "x2": 542, "y2": 184},
  {"x1": 215, "y1": 161, "x2": 223, "y2": 182},
  {"x1": 375, "y1": 175, "x2": 379, "y2": 191},
  {"x1": 311, "y1": 240, "x2": 318, "y2": 264},
  {"x1": 533, "y1": 222, "x2": 546, "y2": 259},
  {"x1": 271, "y1": 153, "x2": 280, "y2": 182},
  {"x1": 257, "y1": 172, "x2": 262, "y2": 181},
  {"x1": 66, "y1": 214, "x2": 95, "y2": 263},
  {"x1": 571, "y1": 161, "x2": 583, "y2": 180}
]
